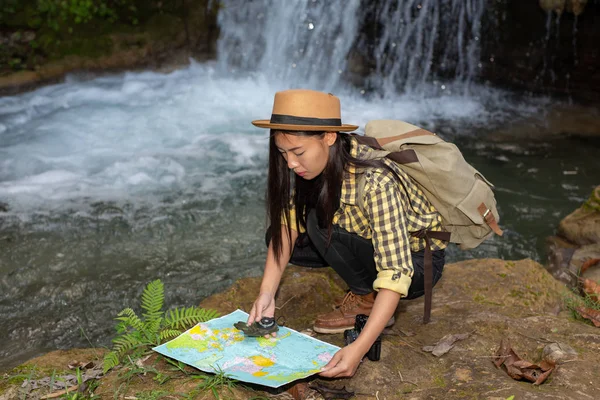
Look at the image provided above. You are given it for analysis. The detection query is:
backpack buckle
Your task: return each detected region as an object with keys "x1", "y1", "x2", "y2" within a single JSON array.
[{"x1": 478, "y1": 203, "x2": 504, "y2": 237}]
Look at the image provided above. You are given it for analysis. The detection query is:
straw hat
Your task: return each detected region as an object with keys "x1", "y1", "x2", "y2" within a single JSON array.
[{"x1": 252, "y1": 89, "x2": 358, "y2": 132}]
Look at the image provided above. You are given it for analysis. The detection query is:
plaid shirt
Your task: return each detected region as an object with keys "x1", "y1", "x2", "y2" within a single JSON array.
[
  {"x1": 285, "y1": 137, "x2": 447, "y2": 297},
  {"x1": 334, "y1": 138, "x2": 447, "y2": 296}
]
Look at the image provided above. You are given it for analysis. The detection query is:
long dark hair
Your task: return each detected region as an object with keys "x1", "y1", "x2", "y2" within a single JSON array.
[{"x1": 267, "y1": 130, "x2": 386, "y2": 262}]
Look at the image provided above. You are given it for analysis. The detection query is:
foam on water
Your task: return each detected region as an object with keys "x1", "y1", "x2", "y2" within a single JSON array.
[
  {"x1": 0, "y1": 65, "x2": 277, "y2": 217},
  {"x1": 0, "y1": 63, "x2": 546, "y2": 224}
]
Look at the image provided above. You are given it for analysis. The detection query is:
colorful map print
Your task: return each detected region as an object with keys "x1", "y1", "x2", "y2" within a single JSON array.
[{"x1": 152, "y1": 309, "x2": 340, "y2": 388}]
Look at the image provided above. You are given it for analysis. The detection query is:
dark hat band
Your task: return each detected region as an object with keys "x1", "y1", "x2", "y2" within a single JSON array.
[{"x1": 270, "y1": 114, "x2": 342, "y2": 126}]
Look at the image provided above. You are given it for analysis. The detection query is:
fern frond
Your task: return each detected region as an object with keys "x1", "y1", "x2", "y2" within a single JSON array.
[
  {"x1": 116, "y1": 308, "x2": 145, "y2": 332},
  {"x1": 143, "y1": 317, "x2": 163, "y2": 337},
  {"x1": 112, "y1": 332, "x2": 148, "y2": 356},
  {"x1": 159, "y1": 329, "x2": 182, "y2": 341},
  {"x1": 103, "y1": 351, "x2": 120, "y2": 374},
  {"x1": 165, "y1": 307, "x2": 181, "y2": 328},
  {"x1": 198, "y1": 308, "x2": 220, "y2": 322},
  {"x1": 164, "y1": 307, "x2": 220, "y2": 330},
  {"x1": 141, "y1": 280, "x2": 164, "y2": 323},
  {"x1": 141, "y1": 319, "x2": 163, "y2": 346}
]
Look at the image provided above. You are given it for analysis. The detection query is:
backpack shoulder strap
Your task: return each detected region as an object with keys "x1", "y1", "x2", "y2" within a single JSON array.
[{"x1": 351, "y1": 136, "x2": 390, "y2": 211}]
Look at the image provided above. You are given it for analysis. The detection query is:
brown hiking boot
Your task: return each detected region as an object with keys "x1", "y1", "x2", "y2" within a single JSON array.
[{"x1": 313, "y1": 292, "x2": 395, "y2": 334}]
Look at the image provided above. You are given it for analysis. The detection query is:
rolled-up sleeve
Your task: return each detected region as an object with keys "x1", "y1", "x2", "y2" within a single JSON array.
[{"x1": 362, "y1": 171, "x2": 413, "y2": 297}]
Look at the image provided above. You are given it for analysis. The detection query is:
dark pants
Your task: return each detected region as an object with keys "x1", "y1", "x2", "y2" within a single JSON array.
[{"x1": 266, "y1": 210, "x2": 445, "y2": 300}]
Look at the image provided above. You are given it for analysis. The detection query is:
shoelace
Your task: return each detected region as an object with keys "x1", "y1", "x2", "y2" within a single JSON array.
[{"x1": 339, "y1": 292, "x2": 358, "y2": 312}]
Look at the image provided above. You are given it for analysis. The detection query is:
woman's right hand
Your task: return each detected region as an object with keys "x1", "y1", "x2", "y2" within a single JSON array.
[{"x1": 247, "y1": 292, "x2": 276, "y2": 329}]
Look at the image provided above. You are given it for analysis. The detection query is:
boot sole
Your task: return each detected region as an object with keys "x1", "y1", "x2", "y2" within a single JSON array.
[{"x1": 313, "y1": 316, "x2": 395, "y2": 334}]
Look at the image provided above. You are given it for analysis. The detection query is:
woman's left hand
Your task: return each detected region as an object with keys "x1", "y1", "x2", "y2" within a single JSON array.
[{"x1": 318, "y1": 343, "x2": 364, "y2": 378}]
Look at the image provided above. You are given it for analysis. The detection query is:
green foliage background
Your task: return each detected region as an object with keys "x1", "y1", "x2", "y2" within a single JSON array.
[{"x1": 0, "y1": 0, "x2": 215, "y2": 74}]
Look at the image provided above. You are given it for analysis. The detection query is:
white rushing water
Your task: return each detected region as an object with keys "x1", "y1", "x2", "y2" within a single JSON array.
[
  {"x1": 0, "y1": 66, "x2": 271, "y2": 218},
  {"x1": 0, "y1": 0, "x2": 525, "y2": 220},
  {"x1": 217, "y1": 0, "x2": 361, "y2": 91},
  {"x1": 218, "y1": 0, "x2": 487, "y2": 95},
  {"x1": 0, "y1": 65, "x2": 520, "y2": 221}
]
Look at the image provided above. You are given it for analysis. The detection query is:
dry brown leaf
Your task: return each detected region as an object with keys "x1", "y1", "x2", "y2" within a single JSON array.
[
  {"x1": 512, "y1": 360, "x2": 535, "y2": 369},
  {"x1": 422, "y1": 332, "x2": 472, "y2": 357},
  {"x1": 492, "y1": 339, "x2": 555, "y2": 385},
  {"x1": 533, "y1": 368, "x2": 555, "y2": 386},
  {"x1": 286, "y1": 381, "x2": 310, "y2": 400},
  {"x1": 67, "y1": 361, "x2": 94, "y2": 370},
  {"x1": 579, "y1": 258, "x2": 600, "y2": 302},
  {"x1": 579, "y1": 258, "x2": 600, "y2": 275},
  {"x1": 576, "y1": 307, "x2": 600, "y2": 327},
  {"x1": 581, "y1": 278, "x2": 600, "y2": 302}
]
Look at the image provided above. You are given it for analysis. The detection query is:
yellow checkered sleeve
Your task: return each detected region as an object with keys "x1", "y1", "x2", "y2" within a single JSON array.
[
  {"x1": 362, "y1": 169, "x2": 414, "y2": 297},
  {"x1": 281, "y1": 193, "x2": 305, "y2": 233}
]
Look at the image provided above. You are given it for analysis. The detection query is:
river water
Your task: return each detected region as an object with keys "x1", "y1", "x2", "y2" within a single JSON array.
[{"x1": 0, "y1": 0, "x2": 598, "y2": 370}]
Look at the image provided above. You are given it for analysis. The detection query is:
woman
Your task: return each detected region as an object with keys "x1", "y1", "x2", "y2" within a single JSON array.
[{"x1": 247, "y1": 89, "x2": 447, "y2": 378}]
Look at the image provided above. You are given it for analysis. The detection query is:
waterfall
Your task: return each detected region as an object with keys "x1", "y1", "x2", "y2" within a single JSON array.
[
  {"x1": 216, "y1": 0, "x2": 361, "y2": 92},
  {"x1": 217, "y1": 0, "x2": 486, "y2": 96}
]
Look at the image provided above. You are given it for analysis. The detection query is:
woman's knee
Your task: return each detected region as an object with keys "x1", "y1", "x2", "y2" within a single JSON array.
[{"x1": 404, "y1": 249, "x2": 445, "y2": 300}]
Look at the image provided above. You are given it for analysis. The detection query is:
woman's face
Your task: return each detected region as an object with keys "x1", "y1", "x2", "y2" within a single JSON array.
[{"x1": 274, "y1": 132, "x2": 337, "y2": 180}]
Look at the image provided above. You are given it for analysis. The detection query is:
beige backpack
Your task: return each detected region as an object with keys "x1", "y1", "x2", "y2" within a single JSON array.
[
  {"x1": 355, "y1": 120, "x2": 503, "y2": 323},
  {"x1": 355, "y1": 120, "x2": 503, "y2": 250}
]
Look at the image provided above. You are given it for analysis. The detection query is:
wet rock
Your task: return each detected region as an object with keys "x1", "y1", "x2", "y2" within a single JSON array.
[
  {"x1": 481, "y1": 1, "x2": 600, "y2": 103},
  {"x1": 546, "y1": 241, "x2": 600, "y2": 290},
  {"x1": 490, "y1": 105, "x2": 600, "y2": 142},
  {"x1": 547, "y1": 187, "x2": 600, "y2": 289},
  {"x1": 566, "y1": 0, "x2": 588, "y2": 15},
  {"x1": 542, "y1": 342, "x2": 578, "y2": 364},
  {"x1": 539, "y1": 0, "x2": 566, "y2": 15},
  {"x1": 8, "y1": 259, "x2": 600, "y2": 399},
  {"x1": 558, "y1": 186, "x2": 600, "y2": 246},
  {"x1": 572, "y1": 244, "x2": 600, "y2": 277},
  {"x1": 546, "y1": 235, "x2": 579, "y2": 287},
  {"x1": 538, "y1": 0, "x2": 589, "y2": 16}
]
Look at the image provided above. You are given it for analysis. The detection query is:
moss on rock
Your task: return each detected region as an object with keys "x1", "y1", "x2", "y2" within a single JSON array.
[{"x1": 5, "y1": 259, "x2": 600, "y2": 399}]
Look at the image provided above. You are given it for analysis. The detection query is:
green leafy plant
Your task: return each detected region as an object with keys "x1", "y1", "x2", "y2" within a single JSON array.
[
  {"x1": 0, "y1": 0, "x2": 19, "y2": 25},
  {"x1": 582, "y1": 187, "x2": 600, "y2": 213},
  {"x1": 58, "y1": 368, "x2": 100, "y2": 400},
  {"x1": 164, "y1": 358, "x2": 191, "y2": 375},
  {"x1": 185, "y1": 367, "x2": 237, "y2": 400},
  {"x1": 564, "y1": 290, "x2": 600, "y2": 324},
  {"x1": 37, "y1": 0, "x2": 119, "y2": 30},
  {"x1": 116, "y1": 358, "x2": 170, "y2": 385},
  {"x1": 135, "y1": 390, "x2": 169, "y2": 400},
  {"x1": 103, "y1": 279, "x2": 219, "y2": 373},
  {"x1": 35, "y1": 0, "x2": 141, "y2": 33}
]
